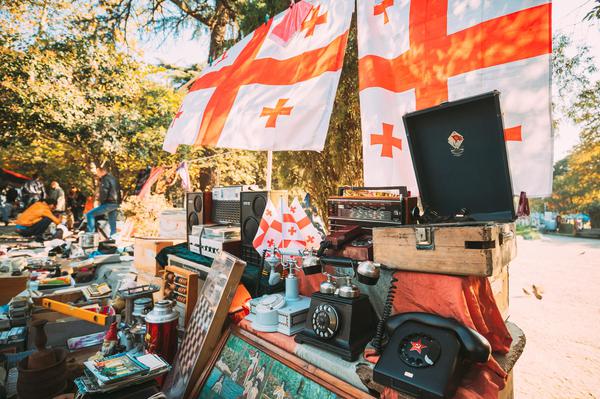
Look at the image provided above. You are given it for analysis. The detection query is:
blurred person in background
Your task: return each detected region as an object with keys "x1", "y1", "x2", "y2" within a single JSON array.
[
  {"x1": 15, "y1": 198, "x2": 60, "y2": 241},
  {"x1": 67, "y1": 186, "x2": 86, "y2": 223},
  {"x1": 22, "y1": 174, "x2": 45, "y2": 206},
  {"x1": 85, "y1": 166, "x2": 121, "y2": 237},
  {"x1": 48, "y1": 181, "x2": 66, "y2": 212}
]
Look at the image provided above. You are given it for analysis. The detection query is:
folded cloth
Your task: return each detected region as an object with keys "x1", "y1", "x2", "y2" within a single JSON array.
[
  {"x1": 366, "y1": 271, "x2": 512, "y2": 399},
  {"x1": 270, "y1": 0, "x2": 314, "y2": 45}
]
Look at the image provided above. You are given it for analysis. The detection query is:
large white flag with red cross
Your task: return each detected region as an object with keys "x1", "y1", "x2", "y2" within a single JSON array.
[
  {"x1": 358, "y1": 0, "x2": 553, "y2": 197},
  {"x1": 163, "y1": 0, "x2": 353, "y2": 153}
]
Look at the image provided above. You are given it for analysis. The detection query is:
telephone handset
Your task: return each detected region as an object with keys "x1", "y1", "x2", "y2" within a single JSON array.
[{"x1": 373, "y1": 312, "x2": 491, "y2": 399}]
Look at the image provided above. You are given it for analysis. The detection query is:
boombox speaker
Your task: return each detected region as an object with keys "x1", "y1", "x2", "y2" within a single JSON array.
[
  {"x1": 186, "y1": 192, "x2": 212, "y2": 243},
  {"x1": 240, "y1": 190, "x2": 287, "y2": 265}
]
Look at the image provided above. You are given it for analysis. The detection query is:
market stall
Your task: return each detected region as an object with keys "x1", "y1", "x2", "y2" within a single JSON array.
[{"x1": 0, "y1": 0, "x2": 553, "y2": 398}]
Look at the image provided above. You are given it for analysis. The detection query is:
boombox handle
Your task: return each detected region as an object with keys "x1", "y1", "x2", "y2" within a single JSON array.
[{"x1": 337, "y1": 186, "x2": 409, "y2": 197}]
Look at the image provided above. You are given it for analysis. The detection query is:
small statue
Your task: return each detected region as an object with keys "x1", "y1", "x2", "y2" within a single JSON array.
[{"x1": 99, "y1": 322, "x2": 120, "y2": 357}]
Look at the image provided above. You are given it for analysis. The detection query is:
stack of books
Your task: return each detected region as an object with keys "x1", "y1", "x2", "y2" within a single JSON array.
[
  {"x1": 81, "y1": 283, "x2": 112, "y2": 301},
  {"x1": 75, "y1": 352, "x2": 170, "y2": 394}
]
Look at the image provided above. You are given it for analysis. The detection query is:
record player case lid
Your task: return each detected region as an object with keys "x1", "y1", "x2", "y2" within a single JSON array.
[{"x1": 403, "y1": 91, "x2": 516, "y2": 222}]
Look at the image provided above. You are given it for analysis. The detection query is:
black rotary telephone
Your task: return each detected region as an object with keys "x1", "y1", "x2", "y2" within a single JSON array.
[{"x1": 373, "y1": 312, "x2": 491, "y2": 399}]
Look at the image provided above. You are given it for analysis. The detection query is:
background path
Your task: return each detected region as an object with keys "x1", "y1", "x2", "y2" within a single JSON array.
[{"x1": 511, "y1": 235, "x2": 600, "y2": 398}]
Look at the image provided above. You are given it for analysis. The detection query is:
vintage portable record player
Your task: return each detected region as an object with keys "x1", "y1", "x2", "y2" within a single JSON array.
[
  {"x1": 294, "y1": 253, "x2": 381, "y2": 361},
  {"x1": 373, "y1": 91, "x2": 519, "y2": 276},
  {"x1": 245, "y1": 247, "x2": 311, "y2": 335},
  {"x1": 373, "y1": 313, "x2": 491, "y2": 399}
]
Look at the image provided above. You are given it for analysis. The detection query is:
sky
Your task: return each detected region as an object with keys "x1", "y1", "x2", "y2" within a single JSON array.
[{"x1": 139, "y1": 0, "x2": 600, "y2": 161}]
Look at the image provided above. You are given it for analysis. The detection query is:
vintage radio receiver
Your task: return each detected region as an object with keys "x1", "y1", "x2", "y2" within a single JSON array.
[
  {"x1": 327, "y1": 186, "x2": 417, "y2": 231},
  {"x1": 211, "y1": 185, "x2": 258, "y2": 225}
]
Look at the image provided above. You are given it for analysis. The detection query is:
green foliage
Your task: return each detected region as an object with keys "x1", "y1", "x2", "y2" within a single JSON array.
[
  {"x1": 585, "y1": 0, "x2": 600, "y2": 21},
  {"x1": 516, "y1": 225, "x2": 541, "y2": 240},
  {"x1": 549, "y1": 142, "x2": 600, "y2": 227},
  {"x1": 273, "y1": 18, "x2": 362, "y2": 216},
  {"x1": 548, "y1": 34, "x2": 600, "y2": 227}
]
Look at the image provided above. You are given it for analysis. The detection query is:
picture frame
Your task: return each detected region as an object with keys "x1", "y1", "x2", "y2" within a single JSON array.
[
  {"x1": 190, "y1": 326, "x2": 374, "y2": 399},
  {"x1": 163, "y1": 251, "x2": 247, "y2": 399}
]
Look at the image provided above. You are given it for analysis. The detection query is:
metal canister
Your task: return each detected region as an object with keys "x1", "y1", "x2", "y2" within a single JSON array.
[{"x1": 144, "y1": 300, "x2": 179, "y2": 364}]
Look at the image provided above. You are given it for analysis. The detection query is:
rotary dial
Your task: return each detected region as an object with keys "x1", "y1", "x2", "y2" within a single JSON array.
[
  {"x1": 311, "y1": 303, "x2": 339, "y2": 339},
  {"x1": 398, "y1": 333, "x2": 441, "y2": 368}
]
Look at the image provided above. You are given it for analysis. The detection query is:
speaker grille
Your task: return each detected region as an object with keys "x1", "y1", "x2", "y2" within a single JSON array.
[
  {"x1": 242, "y1": 217, "x2": 259, "y2": 245},
  {"x1": 186, "y1": 192, "x2": 204, "y2": 239},
  {"x1": 193, "y1": 195, "x2": 203, "y2": 212}
]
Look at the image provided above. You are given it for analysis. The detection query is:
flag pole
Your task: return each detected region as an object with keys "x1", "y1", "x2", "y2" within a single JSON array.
[{"x1": 266, "y1": 150, "x2": 273, "y2": 191}]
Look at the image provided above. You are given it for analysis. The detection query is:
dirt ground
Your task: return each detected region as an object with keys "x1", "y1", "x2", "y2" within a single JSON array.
[{"x1": 510, "y1": 234, "x2": 600, "y2": 398}]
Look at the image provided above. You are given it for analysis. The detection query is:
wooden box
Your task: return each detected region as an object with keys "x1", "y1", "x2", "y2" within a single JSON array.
[
  {"x1": 373, "y1": 222, "x2": 516, "y2": 276},
  {"x1": 163, "y1": 265, "x2": 199, "y2": 327},
  {"x1": 489, "y1": 265, "x2": 509, "y2": 320},
  {"x1": 0, "y1": 272, "x2": 30, "y2": 305},
  {"x1": 133, "y1": 237, "x2": 178, "y2": 276}
]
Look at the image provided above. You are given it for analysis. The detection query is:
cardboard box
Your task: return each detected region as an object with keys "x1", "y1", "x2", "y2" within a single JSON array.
[
  {"x1": 134, "y1": 237, "x2": 181, "y2": 276},
  {"x1": 159, "y1": 209, "x2": 187, "y2": 239},
  {"x1": 0, "y1": 272, "x2": 30, "y2": 305}
]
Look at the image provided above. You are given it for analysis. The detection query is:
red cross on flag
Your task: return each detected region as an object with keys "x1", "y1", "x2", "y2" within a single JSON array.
[
  {"x1": 358, "y1": 0, "x2": 553, "y2": 197},
  {"x1": 253, "y1": 198, "x2": 283, "y2": 255},
  {"x1": 163, "y1": 0, "x2": 353, "y2": 153}
]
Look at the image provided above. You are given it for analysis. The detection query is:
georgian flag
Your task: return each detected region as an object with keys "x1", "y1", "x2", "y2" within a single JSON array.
[
  {"x1": 284, "y1": 197, "x2": 323, "y2": 250},
  {"x1": 358, "y1": 0, "x2": 553, "y2": 197},
  {"x1": 252, "y1": 198, "x2": 283, "y2": 255},
  {"x1": 163, "y1": 0, "x2": 353, "y2": 153}
]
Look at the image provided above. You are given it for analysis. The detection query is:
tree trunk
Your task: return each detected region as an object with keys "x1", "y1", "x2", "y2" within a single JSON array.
[{"x1": 208, "y1": 0, "x2": 230, "y2": 61}]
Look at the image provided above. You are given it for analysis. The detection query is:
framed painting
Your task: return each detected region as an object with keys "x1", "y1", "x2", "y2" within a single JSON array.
[
  {"x1": 191, "y1": 327, "x2": 374, "y2": 399},
  {"x1": 163, "y1": 251, "x2": 247, "y2": 399}
]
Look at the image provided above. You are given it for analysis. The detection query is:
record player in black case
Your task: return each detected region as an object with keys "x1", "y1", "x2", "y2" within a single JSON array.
[{"x1": 373, "y1": 91, "x2": 519, "y2": 277}]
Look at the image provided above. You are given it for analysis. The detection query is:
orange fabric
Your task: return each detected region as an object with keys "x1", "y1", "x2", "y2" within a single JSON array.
[
  {"x1": 359, "y1": 1, "x2": 551, "y2": 110},
  {"x1": 296, "y1": 268, "x2": 326, "y2": 297},
  {"x1": 83, "y1": 196, "x2": 94, "y2": 214},
  {"x1": 368, "y1": 271, "x2": 512, "y2": 399},
  {"x1": 229, "y1": 284, "x2": 252, "y2": 313},
  {"x1": 16, "y1": 202, "x2": 60, "y2": 226},
  {"x1": 189, "y1": 19, "x2": 349, "y2": 146}
]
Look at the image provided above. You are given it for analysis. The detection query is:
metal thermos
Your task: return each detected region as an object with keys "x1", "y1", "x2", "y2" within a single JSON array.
[{"x1": 144, "y1": 300, "x2": 179, "y2": 364}]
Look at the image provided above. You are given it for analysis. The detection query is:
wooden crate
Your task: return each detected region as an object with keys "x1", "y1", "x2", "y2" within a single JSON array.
[
  {"x1": 499, "y1": 370, "x2": 514, "y2": 399},
  {"x1": 373, "y1": 222, "x2": 516, "y2": 276},
  {"x1": 133, "y1": 237, "x2": 179, "y2": 276},
  {"x1": 489, "y1": 265, "x2": 509, "y2": 320}
]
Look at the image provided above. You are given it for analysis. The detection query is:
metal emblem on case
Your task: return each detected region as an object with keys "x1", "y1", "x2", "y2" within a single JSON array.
[{"x1": 448, "y1": 131, "x2": 464, "y2": 157}]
